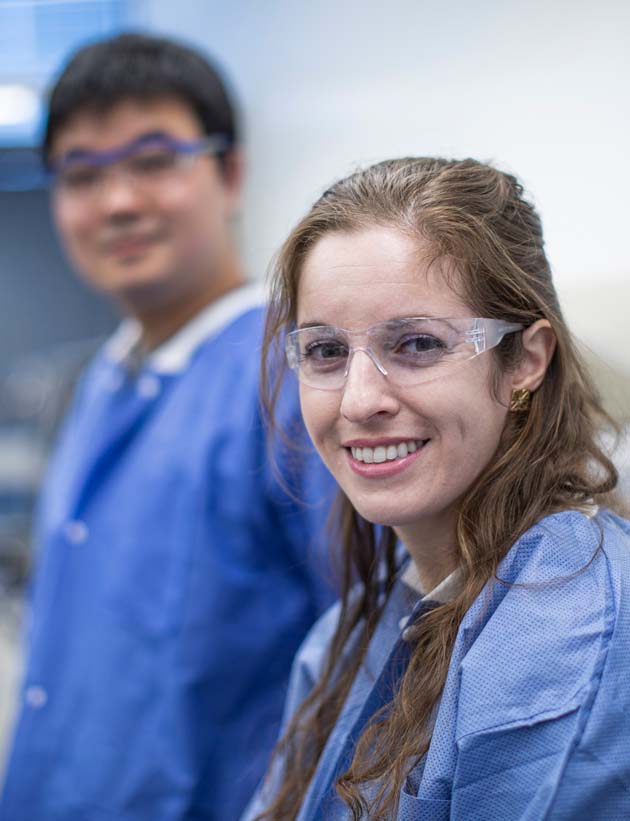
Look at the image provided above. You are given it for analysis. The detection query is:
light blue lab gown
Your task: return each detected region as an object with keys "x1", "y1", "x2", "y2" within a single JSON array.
[
  {"x1": 245, "y1": 509, "x2": 630, "y2": 820},
  {"x1": 1, "y1": 286, "x2": 335, "y2": 821}
]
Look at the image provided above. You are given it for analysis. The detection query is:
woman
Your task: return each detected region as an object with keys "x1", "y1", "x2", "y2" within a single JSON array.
[{"x1": 245, "y1": 158, "x2": 630, "y2": 820}]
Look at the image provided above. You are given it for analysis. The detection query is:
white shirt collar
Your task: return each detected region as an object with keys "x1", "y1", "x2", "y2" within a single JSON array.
[
  {"x1": 401, "y1": 563, "x2": 465, "y2": 603},
  {"x1": 104, "y1": 281, "x2": 266, "y2": 374}
]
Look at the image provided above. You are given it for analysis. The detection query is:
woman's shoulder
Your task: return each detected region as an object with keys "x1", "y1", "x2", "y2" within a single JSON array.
[
  {"x1": 597, "y1": 508, "x2": 630, "y2": 570},
  {"x1": 455, "y1": 508, "x2": 630, "y2": 739},
  {"x1": 489, "y1": 507, "x2": 630, "y2": 606},
  {"x1": 493, "y1": 507, "x2": 630, "y2": 640}
]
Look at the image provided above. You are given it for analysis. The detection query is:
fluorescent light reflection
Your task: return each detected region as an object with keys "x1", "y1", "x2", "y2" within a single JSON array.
[{"x1": 0, "y1": 84, "x2": 40, "y2": 126}]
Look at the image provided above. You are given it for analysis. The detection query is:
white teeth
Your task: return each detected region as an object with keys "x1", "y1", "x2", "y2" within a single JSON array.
[
  {"x1": 373, "y1": 446, "x2": 387, "y2": 463},
  {"x1": 350, "y1": 440, "x2": 423, "y2": 464}
]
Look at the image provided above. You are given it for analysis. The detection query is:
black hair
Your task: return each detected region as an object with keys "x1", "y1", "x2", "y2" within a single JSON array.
[{"x1": 43, "y1": 32, "x2": 238, "y2": 166}]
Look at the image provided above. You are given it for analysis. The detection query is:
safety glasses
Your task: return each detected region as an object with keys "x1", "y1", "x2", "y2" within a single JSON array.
[
  {"x1": 48, "y1": 131, "x2": 231, "y2": 200},
  {"x1": 286, "y1": 316, "x2": 523, "y2": 390}
]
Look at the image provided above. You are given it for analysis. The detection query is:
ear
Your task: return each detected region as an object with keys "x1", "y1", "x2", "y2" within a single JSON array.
[
  {"x1": 220, "y1": 147, "x2": 245, "y2": 214},
  {"x1": 512, "y1": 319, "x2": 556, "y2": 391}
]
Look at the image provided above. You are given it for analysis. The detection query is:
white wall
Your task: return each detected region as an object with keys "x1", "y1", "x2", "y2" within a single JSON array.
[{"x1": 144, "y1": 0, "x2": 630, "y2": 404}]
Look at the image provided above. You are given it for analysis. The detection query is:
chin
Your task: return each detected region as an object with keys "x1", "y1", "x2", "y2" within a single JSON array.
[
  {"x1": 94, "y1": 265, "x2": 174, "y2": 302},
  {"x1": 349, "y1": 499, "x2": 422, "y2": 529},
  {"x1": 347, "y1": 488, "x2": 456, "y2": 533}
]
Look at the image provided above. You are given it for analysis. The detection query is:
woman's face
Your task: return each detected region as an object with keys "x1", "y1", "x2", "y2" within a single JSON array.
[{"x1": 296, "y1": 225, "x2": 515, "y2": 544}]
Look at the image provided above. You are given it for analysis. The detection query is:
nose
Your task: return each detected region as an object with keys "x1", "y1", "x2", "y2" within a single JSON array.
[
  {"x1": 339, "y1": 349, "x2": 400, "y2": 422},
  {"x1": 97, "y1": 166, "x2": 145, "y2": 215}
]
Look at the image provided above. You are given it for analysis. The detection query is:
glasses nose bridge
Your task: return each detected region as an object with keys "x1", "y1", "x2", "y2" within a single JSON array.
[
  {"x1": 345, "y1": 343, "x2": 388, "y2": 380},
  {"x1": 340, "y1": 340, "x2": 399, "y2": 420},
  {"x1": 103, "y1": 157, "x2": 133, "y2": 187}
]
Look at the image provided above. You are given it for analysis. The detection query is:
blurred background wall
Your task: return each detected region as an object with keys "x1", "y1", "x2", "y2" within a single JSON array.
[
  {"x1": 1, "y1": 0, "x2": 628, "y2": 767},
  {"x1": 142, "y1": 0, "x2": 630, "y2": 416}
]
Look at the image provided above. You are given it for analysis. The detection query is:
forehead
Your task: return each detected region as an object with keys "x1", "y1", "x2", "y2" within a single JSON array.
[
  {"x1": 49, "y1": 96, "x2": 203, "y2": 160},
  {"x1": 297, "y1": 225, "x2": 469, "y2": 327}
]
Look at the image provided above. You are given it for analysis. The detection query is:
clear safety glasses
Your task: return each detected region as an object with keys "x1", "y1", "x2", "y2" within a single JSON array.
[
  {"x1": 48, "y1": 132, "x2": 231, "y2": 201},
  {"x1": 286, "y1": 316, "x2": 523, "y2": 391}
]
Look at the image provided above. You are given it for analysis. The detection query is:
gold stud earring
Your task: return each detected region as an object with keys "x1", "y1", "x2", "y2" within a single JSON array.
[{"x1": 509, "y1": 388, "x2": 531, "y2": 413}]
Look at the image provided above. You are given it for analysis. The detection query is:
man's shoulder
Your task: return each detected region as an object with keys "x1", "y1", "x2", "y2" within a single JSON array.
[
  {"x1": 185, "y1": 283, "x2": 268, "y2": 370},
  {"x1": 203, "y1": 300, "x2": 265, "y2": 347}
]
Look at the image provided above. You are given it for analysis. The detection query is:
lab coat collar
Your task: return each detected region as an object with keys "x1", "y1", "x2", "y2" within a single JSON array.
[{"x1": 104, "y1": 281, "x2": 267, "y2": 374}]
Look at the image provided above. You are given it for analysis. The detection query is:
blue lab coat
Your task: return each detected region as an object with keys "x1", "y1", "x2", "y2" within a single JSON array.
[
  {"x1": 245, "y1": 509, "x2": 630, "y2": 820},
  {"x1": 0, "y1": 286, "x2": 335, "y2": 821}
]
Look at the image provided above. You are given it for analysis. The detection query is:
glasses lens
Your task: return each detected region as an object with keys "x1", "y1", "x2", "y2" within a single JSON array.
[
  {"x1": 52, "y1": 136, "x2": 201, "y2": 198},
  {"x1": 56, "y1": 163, "x2": 103, "y2": 193},
  {"x1": 287, "y1": 328, "x2": 349, "y2": 389},
  {"x1": 373, "y1": 318, "x2": 474, "y2": 386},
  {"x1": 126, "y1": 145, "x2": 180, "y2": 178}
]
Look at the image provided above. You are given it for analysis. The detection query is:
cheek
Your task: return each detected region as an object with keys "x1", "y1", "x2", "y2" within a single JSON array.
[
  {"x1": 163, "y1": 185, "x2": 225, "y2": 249},
  {"x1": 169, "y1": 170, "x2": 228, "y2": 216},
  {"x1": 477, "y1": 406, "x2": 508, "y2": 454},
  {"x1": 54, "y1": 199, "x2": 92, "y2": 249},
  {"x1": 457, "y1": 398, "x2": 509, "y2": 477},
  {"x1": 155, "y1": 188, "x2": 197, "y2": 235},
  {"x1": 299, "y1": 386, "x2": 339, "y2": 453},
  {"x1": 159, "y1": 178, "x2": 197, "y2": 210},
  {"x1": 427, "y1": 369, "x2": 509, "y2": 466}
]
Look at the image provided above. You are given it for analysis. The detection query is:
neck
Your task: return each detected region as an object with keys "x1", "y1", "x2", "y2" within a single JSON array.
[
  {"x1": 394, "y1": 513, "x2": 459, "y2": 594},
  {"x1": 124, "y1": 256, "x2": 245, "y2": 351}
]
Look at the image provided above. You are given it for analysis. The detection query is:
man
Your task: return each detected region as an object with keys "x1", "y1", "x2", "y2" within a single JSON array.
[{"x1": 0, "y1": 33, "x2": 333, "y2": 821}]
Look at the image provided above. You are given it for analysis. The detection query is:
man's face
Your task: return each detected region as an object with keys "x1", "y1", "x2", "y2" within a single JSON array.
[{"x1": 49, "y1": 97, "x2": 241, "y2": 310}]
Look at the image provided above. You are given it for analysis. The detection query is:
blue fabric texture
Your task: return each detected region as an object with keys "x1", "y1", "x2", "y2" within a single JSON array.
[
  {"x1": 0, "y1": 305, "x2": 335, "y2": 821},
  {"x1": 244, "y1": 510, "x2": 630, "y2": 820}
]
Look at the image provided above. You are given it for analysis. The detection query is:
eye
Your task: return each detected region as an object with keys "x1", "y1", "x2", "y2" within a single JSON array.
[
  {"x1": 304, "y1": 340, "x2": 347, "y2": 360},
  {"x1": 129, "y1": 149, "x2": 178, "y2": 175},
  {"x1": 303, "y1": 339, "x2": 348, "y2": 364},
  {"x1": 392, "y1": 333, "x2": 448, "y2": 364},
  {"x1": 399, "y1": 334, "x2": 445, "y2": 354},
  {"x1": 58, "y1": 165, "x2": 101, "y2": 190}
]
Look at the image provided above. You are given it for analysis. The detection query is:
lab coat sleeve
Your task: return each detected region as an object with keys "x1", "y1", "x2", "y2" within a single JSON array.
[{"x1": 448, "y1": 701, "x2": 630, "y2": 820}]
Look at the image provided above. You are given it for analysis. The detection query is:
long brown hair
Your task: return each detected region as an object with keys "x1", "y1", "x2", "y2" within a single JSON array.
[{"x1": 257, "y1": 158, "x2": 621, "y2": 820}]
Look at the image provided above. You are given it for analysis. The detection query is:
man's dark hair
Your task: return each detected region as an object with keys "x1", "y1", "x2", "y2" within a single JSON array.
[{"x1": 43, "y1": 32, "x2": 238, "y2": 165}]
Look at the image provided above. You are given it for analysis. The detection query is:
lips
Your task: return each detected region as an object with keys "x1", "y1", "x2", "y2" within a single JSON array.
[
  {"x1": 344, "y1": 438, "x2": 430, "y2": 478},
  {"x1": 350, "y1": 439, "x2": 422, "y2": 464},
  {"x1": 108, "y1": 237, "x2": 154, "y2": 256},
  {"x1": 104, "y1": 231, "x2": 162, "y2": 257}
]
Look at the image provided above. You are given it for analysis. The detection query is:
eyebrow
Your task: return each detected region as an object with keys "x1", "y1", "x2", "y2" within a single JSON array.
[
  {"x1": 296, "y1": 320, "x2": 332, "y2": 330},
  {"x1": 296, "y1": 314, "x2": 441, "y2": 330}
]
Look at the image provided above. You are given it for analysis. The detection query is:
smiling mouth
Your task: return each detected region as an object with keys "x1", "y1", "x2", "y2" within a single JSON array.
[
  {"x1": 349, "y1": 439, "x2": 427, "y2": 464},
  {"x1": 109, "y1": 238, "x2": 153, "y2": 254},
  {"x1": 105, "y1": 232, "x2": 163, "y2": 256}
]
